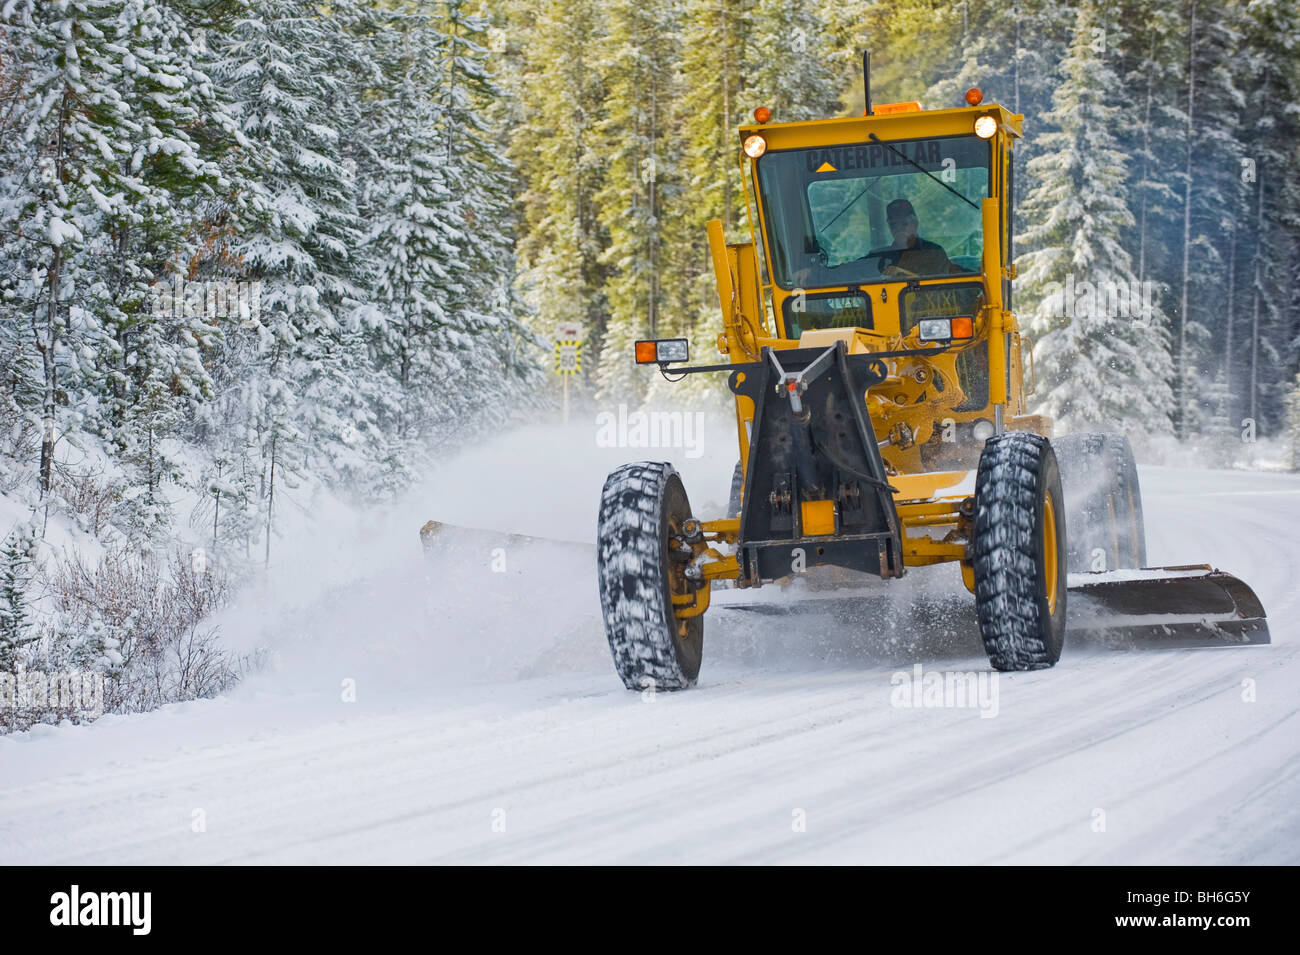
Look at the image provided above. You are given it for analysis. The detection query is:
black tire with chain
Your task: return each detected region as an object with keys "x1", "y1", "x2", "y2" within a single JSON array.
[
  {"x1": 971, "y1": 432, "x2": 1068, "y2": 671},
  {"x1": 1053, "y1": 433, "x2": 1146, "y2": 573},
  {"x1": 597, "y1": 462, "x2": 703, "y2": 690}
]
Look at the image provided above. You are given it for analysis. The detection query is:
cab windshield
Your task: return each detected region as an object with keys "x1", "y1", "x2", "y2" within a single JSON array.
[{"x1": 757, "y1": 135, "x2": 991, "y2": 290}]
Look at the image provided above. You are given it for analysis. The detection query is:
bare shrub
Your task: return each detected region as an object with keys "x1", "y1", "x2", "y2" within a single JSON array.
[
  {"x1": 50, "y1": 463, "x2": 123, "y2": 538},
  {"x1": 49, "y1": 549, "x2": 238, "y2": 714}
]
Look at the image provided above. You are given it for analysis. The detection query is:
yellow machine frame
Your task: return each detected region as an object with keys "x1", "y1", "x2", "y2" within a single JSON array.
[{"x1": 682, "y1": 101, "x2": 1052, "y2": 598}]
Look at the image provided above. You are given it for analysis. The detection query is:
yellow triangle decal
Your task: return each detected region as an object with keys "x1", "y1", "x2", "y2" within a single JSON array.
[{"x1": 816, "y1": 161, "x2": 837, "y2": 173}]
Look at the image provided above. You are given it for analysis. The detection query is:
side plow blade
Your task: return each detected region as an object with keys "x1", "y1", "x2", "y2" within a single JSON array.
[
  {"x1": 419, "y1": 520, "x2": 591, "y2": 556},
  {"x1": 1067, "y1": 565, "x2": 1270, "y2": 649}
]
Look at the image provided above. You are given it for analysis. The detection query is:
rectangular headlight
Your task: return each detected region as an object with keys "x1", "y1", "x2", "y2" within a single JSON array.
[
  {"x1": 655, "y1": 339, "x2": 689, "y2": 363},
  {"x1": 917, "y1": 318, "x2": 952, "y2": 342},
  {"x1": 635, "y1": 338, "x2": 689, "y2": 364}
]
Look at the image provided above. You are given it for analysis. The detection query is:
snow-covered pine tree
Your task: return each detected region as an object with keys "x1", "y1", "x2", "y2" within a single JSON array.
[
  {"x1": 0, "y1": 523, "x2": 40, "y2": 672},
  {"x1": 1237, "y1": 0, "x2": 1300, "y2": 434},
  {"x1": 191, "y1": 426, "x2": 261, "y2": 560},
  {"x1": 1171, "y1": 0, "x2": 1247, "y2": 438},
  {"x1": 919, "y1": 0, "x2": 1072, "y2": 212},
  {"x1": 1286, "y1": 372, "x2": 1300, "y2": 470},
  {"x1": 1017, "y1": 0, "x2": 1175, "y2": 433},
  {"x1": 361, "y1": 2, "x2": 465, "y2": 479},
  {"x1": 219, "y1": 0, "x2": 368, "y2": 307},
  {"x1": 3, "y1": 1, "x2": 247, "y2": 543},
  {"x1": 1114, "y1": 0, "x2": 1187, "y2": 291},
  {"x1": 212, "y1": 0, "x2": 380, "y2": 513},
  {"x1": 0, "y1": 17, "x2": 42, "y2": 479},
  {"x1": 593, "y1": 0, "x2": 685, "y2": 403},
  {"x1": 666, "y1": 0, "x2": 763, "y2": 408},
  {"x1": 816, "y1": 0, "x2": 898, "y2": 108},
  {"x1": 504, "y1": 0, "x2": 610, "y2": 405},
  {"x1": 0, "y1": 0, "x2": 144, "y2": 496},
  {"x1": 1201, "y1": 367, "x2": 1239, "y2": 465},
  {"x1": 93, "y1": 1, "x2": 245, "y2": 539},
  {"x1": 679, "y1": 0, "x2": 753, "y2": 239},
  {"x1": 429, "y1": 0, "x2": 538, "y2": 437},
  {"x1": 749, "y1": 0, "x2": 839, "y2": 123}
]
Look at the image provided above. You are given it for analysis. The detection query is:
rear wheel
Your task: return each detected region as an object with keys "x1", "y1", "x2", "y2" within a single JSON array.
[
  {"x1": 971, "y1": 432, "x2": 1068, "y2": 671},
  {"x1": 1054, "y1": 433, "x2": 1146, "y2": 572},
  {"x1": 1105, "y1": 434, "x2": 1146, "y2": 568},
  {"x1": 597, "y1": 462, "x2": 704, "y2": 690}
]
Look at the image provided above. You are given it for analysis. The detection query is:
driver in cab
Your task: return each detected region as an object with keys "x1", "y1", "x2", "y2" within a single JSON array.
[{"x1": 870, "y1": 199, "x2": 962, "y2": 277}]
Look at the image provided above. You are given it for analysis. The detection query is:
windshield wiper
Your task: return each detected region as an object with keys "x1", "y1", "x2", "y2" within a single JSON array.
[
  {"x1": 868, "y1": 133, "x2": 979, "y2": 211},
  {"x1": 818, "y1": 181, "x2": 873, "y2": 237}
]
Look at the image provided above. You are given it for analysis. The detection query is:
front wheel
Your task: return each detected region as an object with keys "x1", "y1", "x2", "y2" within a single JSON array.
[
  {"x1": 971, "y1": 432, "x2": 1068, "y2": 671},
  {"x1": 597, "y1": 462, "x2": 704, "y2": 690}
]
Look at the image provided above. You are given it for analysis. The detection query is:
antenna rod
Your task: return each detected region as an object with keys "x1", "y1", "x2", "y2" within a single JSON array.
[{"x1": 863, "y1": 50, "x2": 873, "y2": 115}]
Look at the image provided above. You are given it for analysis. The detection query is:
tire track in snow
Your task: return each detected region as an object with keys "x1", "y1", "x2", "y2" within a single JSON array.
[{"x1": 2, "y1": 465, "x2": 1296, "y2": 864}]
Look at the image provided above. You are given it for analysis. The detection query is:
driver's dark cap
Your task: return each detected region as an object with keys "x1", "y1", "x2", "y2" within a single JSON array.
[{"x1": 887, "y1": 199, "x2": 917, "y2": 223}]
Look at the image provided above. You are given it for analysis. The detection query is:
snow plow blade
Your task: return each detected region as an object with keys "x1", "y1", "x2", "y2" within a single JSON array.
[
  {"x1": 417, "y1": 525, "x2": 1269, "y2": 650},
  {"x1": 1066, "y1": 565, "x2": 1270, "y2": 648},
  {"x1": 419, "y1": 520, "x2": 591, "y2": 555}
]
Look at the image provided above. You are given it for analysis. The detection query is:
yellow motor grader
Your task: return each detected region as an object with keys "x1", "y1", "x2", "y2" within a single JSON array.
[{"x1": 595, "y1": 79, "x2": 1269, "y2": 689}]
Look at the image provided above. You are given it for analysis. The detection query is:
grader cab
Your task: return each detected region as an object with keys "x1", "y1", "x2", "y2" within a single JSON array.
[{"x1": 595, "y1": 82, "x2": 1268, "y2": 690}]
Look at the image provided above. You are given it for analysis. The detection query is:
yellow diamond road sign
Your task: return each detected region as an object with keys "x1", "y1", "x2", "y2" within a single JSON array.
[{"x1": 554, "y1": 340, "x2": 582, "y2": 374}]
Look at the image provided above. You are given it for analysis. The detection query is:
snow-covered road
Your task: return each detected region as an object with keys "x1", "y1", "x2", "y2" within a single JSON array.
[{"x1": 2, "y1": 425, "x2": 1297, "y2": 864}]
